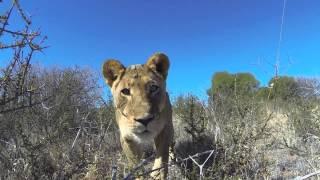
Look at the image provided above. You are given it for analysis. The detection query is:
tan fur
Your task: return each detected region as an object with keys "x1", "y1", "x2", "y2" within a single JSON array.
[{"x1": 102, "y1": 53, "x2": 173, "y2": 179}]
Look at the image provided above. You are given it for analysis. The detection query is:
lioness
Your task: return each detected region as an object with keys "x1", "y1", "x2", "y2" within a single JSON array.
[{"x1": 102, "y1": 53, "x2": 173, "y2": 179}]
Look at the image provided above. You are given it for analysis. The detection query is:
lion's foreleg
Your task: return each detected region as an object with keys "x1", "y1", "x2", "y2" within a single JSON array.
[
  {"x1": 152, "y1": 123, "x2": 173, "y2": 180},
  {"x1": 121, "y1": 138, "x2": 143, "y2": 169}
]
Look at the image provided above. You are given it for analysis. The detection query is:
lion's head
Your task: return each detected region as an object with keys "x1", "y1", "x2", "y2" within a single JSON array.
[{"x1": 102, "y1": 53, "x2": 170, "y2": 143}]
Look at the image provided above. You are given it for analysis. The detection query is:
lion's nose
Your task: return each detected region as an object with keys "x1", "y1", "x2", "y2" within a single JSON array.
[{"x1": 134, "y1": 115, "x2": 154, "y2": 127}]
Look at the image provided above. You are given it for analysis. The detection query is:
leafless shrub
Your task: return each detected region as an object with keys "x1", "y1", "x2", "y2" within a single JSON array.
[
  {"x1": 169, "y1": 92, "x2": 272, "y2": 179},
  {"x1": 281, "y1": 80, "x2": 320, "y2": 178},
  {"x1": 0, "y1": 67, "x2": 121, "y2": 179},
  {"x1": 0, "y1": 0, "x2": 47, "y2": 114}
]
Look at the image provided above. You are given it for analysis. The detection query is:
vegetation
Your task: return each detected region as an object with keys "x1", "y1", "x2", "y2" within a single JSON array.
[
  {"x1": 208, "y1": 72, "x2": 259, "y2": 98},
  {"x1": 1, "y1": 1, "x2": 320, "y2": 179}
]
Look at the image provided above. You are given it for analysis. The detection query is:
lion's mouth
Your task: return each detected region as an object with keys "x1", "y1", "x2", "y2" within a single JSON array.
[
  {"x1": 134, "y1": 129, "x2": 151, "y2": 136},
  {"x1": 131, "y1": 126, "x2": 150, "y2": 134}
]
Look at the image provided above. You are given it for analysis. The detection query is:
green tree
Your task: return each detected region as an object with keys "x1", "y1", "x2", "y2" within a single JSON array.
[
  {"x1": 268, "y1": 76, "x2": 300, "y2": 101},
  {"x1": 207, "y1": 72, "x2": 259, "y2": 99}
]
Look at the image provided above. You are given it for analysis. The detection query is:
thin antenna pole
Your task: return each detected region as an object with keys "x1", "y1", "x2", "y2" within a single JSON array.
[{"x1": 275, "y1": 0, "x2": 287, "y2": 78}]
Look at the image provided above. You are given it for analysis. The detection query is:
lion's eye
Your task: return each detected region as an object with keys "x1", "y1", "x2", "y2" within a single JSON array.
[
  {"x1": 121, "y1": 88, "x2": 130, "y2": 95},
  {"x1": 150, "y1": 85, "x2": 159, "y2": 93}
]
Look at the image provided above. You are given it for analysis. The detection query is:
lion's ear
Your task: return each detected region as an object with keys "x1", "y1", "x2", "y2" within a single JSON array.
[
  {"x1": 102, "y1": 60, "x2": 125, "y2": 87},
  {"x1": 145, "y1": 53, "x2": 170, "y2": 80}
]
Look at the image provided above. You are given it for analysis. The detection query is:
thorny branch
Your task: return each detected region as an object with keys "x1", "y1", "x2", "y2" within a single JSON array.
[
  {"x1": 188, "y1": 150, "x2": 214, "y2": 179},
  {"x1": 0, "y1": 0, "x2": 47, "y2": 114},
  {"x1": 295, "y1": 170, "x2": 320, "y2": 180},
  {"x1": 124, "y1": 149, "x2": 214, "y2": 179}
]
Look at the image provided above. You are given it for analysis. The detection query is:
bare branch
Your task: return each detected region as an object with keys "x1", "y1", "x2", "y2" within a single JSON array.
[
  {"x1": 295, "y1": 170, "x2": 320, "y2": 180},
  {"x1": 124, "y1": 149, "x2": 215, "y2": 179},
  {"x1": 13, "y1": 0, "x2": 31, "y2": 24}
]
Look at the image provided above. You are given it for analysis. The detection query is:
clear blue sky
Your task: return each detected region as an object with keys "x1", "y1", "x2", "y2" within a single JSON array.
[{"x1": 1, "y1": 0, "x2": 320, "y2": 98}]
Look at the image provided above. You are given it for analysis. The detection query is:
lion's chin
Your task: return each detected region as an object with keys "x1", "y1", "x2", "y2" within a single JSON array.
[
  {"x1": 120, "y1": 125, "x2": 160, "y2": 144},
  {"x1": 134, "y1": 130, "x2": 155, "y2": 142},
  {"x1": 120, "y1": 129, "x2": 154, "y2": 145}
]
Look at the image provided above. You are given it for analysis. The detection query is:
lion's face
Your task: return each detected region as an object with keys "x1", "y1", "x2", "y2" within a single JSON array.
[
  {"x1": 112, "y1": 64, "x2": 168, "y2": 141},
  {"x1": 102, "y1": 53, "x2": 170, "y2": 142}
]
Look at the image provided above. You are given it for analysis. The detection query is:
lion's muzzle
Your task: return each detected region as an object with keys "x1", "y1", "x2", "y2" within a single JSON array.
[{"x1": 134, "y1": 114, "x2": 154, "y2": 127}]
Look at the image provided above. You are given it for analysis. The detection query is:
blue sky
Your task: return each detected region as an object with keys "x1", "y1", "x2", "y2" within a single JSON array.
[{"x1": 1, "y1": 0, "x2": 320, "y2": 98}]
